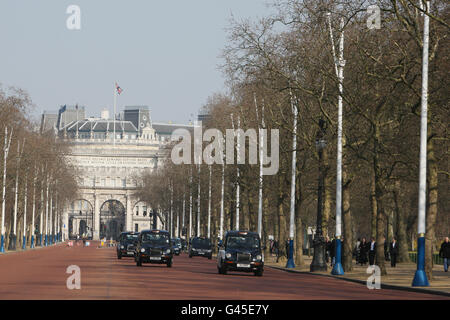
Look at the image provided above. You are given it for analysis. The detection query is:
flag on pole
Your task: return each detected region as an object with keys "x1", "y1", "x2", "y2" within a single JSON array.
[{"x1": 115, "y1": 82, "x2": 123, "y2": 95}]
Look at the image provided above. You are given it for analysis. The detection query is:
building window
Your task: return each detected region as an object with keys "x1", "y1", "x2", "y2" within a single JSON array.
[{"x1": 135, "y1": 224, "x2": 139, "y2": 232}]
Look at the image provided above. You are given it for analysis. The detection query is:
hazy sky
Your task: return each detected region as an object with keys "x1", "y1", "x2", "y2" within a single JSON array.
[{"x1": 0, "y1": 0, "x2": 274, "y2": 124}]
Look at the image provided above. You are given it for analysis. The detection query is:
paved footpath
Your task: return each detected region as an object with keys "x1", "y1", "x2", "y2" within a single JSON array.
[
  {"x1": 0, "y1": 242, "x2": 448, "y2": 300},
  {"x1": 265, "y1": 255, "x2": 450, "y2": 295}
]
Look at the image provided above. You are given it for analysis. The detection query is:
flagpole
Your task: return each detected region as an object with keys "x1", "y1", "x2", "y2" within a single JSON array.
[{"x1": 113, "y1": 82, "x2": 117, "y2": 147}]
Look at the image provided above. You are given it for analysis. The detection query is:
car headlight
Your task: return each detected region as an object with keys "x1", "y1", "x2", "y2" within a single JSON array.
[
  {"x1": 256, "y1": 254, "x2": 262, "y2": 261},
  {"x1": 120, "y1": 245, "x2": 124, "y2": 249},
  {"x1": 225, "y1": 253, "x2": 232, "y2": 259},
  {"x1": 207, "y1": 249, "x2": 212, "y2": 252},
  {"x1": 140, "y1": 248, "x2": 146, "y2": 253},
  {"x1": 165, "y1": 249, "x2": 171, "y2": 254}
]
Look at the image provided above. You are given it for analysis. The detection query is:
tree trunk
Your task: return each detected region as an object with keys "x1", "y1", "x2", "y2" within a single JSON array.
[
  {"x1": 322, "y1": 147, "x2": 331, "y2": 238},
  {"x1": 425, "y1": 136, "x2": 438, "y2": 280},
  {"x1": 387, "y1": 209, "x2": 394, "y2": 247},
  {"x1": 295, "y1": 171, "x2": 303, "y2": 266},
  {"x1": 375, "y1": 197, "x2": 387, "y2": 275},
  {"x1": 393, "y1": 181, "x2": 410, "y2": 262},
  {"x1": 374, "y1": 127, "x2": 386, "y2": 275},
  {"x1": 342, "y1": 162, "x2": 353, "y2": 272},
  {"x1": 263, "y1": 198, "x2": 270, "y2": 256},
  {"x1": 370, "y1": 177, "x2": 377, "y2": 240}
]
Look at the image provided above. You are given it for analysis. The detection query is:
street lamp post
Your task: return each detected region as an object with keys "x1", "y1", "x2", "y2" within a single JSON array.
[
  {"x1": 45, "y1": 174, "x2": 49, "y2": 246},
  {"x1": 327, "y1": 13, "x2": 345, "y2": 276},
  {"x1": 412, "y1": 0, "x2": 430, "y2": 287},
  {"x1": 286, "y1": 91, "x2": 297, "y2": 269},
  {"x1": 30, "y1": 166, "x2": 36, "y2": 248},
  {"x1": 22, "y1": 173, "x2": 28, "y2": 250},
  {"x1": 310, "y1": 120, "x2": 328, "y2": 272}
]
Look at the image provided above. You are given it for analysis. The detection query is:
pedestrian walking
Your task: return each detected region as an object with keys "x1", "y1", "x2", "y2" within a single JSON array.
[
  {"x1": 358, "y1": 238, "x2": 368, "y2": 265},
  {"x1": 368, "y1": 238, "x2": 376, "y2": 266},
  {"x1": 274, "y1": 240, "x2": 280, "y2": 263},
  {"x1": 329, "y1": 238, "x2": 336, "y2": 267},
  {"x1": 389, "y1": 237, "x2": 399, "y2": 267},
  {"x1": 439, "y1": 237, "x2": 450, "y2": 272}
]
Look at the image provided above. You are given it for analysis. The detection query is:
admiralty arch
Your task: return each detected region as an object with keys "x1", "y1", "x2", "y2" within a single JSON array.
[{"x1": 41, "y1": 105, "x2": 193, "y2": 240}]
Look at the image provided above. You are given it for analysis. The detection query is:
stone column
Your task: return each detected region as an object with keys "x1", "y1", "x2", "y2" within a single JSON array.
[
  {"x1": 126, "y1": 195, "x2": 132, "y2": 232},
  {"x1": 63, "y1": 207, "x2": 69, "y2": 241},
  {"x1": 94, "y1": 194, "x2": 100, "y2": 240}
]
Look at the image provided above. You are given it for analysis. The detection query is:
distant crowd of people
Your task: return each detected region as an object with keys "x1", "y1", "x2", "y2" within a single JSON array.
[
  {"x1": 352, "y1": 237, "x2": 398, "y2": 267},
  {"x1": 268, "y1": 235, "x2": 450, "y2": 272}
]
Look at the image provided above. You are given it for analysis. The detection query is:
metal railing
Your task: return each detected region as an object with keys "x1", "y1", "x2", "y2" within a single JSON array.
[{"x1": 409, "y1": 251, "x2": 444, "y2": 265}]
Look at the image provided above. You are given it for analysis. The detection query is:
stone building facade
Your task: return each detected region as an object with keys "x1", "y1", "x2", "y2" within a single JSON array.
[{"x1": 41, "y1": 105, "x2": 192, "y2": 240}]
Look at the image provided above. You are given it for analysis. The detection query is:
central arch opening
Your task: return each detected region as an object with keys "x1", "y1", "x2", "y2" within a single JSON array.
[
  {"x1": 68, "y1": 199, "x2": 94, "y2": 239},
  {"x1": 100, "y1": 200, "x2": 125, "y2": 240}
]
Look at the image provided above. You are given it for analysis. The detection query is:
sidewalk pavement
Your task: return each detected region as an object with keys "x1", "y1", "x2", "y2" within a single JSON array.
[
  {"x1": 0, "y1": 241, "x2": 66, "y2": 255},
  {"x1": 265, "y1": 254, "x2": 450, "y2": 296}
]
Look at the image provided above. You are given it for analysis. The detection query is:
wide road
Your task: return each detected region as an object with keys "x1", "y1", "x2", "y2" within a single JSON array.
[{"x1": 0, "y1": 241, "x2": 446, "y2": 300}]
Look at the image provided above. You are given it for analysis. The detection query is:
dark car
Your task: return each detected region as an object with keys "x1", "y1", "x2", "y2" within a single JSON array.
[
  {"x1": 172, "y1": 238, "x2": 182, "y2": 255},
  {"x1": 217, "y1": 231, "x2": 264, "y2": 276},
  {"x1": 135, "y1": 230, "x2": 173, "y2": 267},
  {"x1": 117, "y1": 232, "x2": 139, "y2": 259},
  {"x1": 189, "y1": 237, "x2": 213, "y2": 259}
]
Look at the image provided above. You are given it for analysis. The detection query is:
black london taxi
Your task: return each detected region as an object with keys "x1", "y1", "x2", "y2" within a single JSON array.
[
  {"x1": 189, "y1": 237, "x2": 213, "y2": 259},
  {"x1": 172, "y1": 238, "x2": 182, "y2": 255},
  {"x1": 217, "y1": 231, "x2": 264, "y2": 276},
  {"x1": 117, "y1": 232, "x2": 140, "y2": 259},
  {"x1": 135, "y1": 230, "x2": 173, "y2": 267}
]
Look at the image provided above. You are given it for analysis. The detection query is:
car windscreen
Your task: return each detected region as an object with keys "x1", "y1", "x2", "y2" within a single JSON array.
[
  {"x1": 141, "y1": 233, "x2": 170, "y2": 245},
  {"x1": 124, "y1": 234, "x2": 138, "y2": 241},
  {"x1": 226, "y1": 235, "x2": 260, "y2": 250},
  {"x1": 192, "y1": 238, "x2": 211, "y2": 249}
]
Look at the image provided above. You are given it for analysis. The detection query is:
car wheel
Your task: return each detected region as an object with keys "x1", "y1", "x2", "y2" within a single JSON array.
[
  {"x1": 167, "y1": 259, "x2": 173, "y2": 268},
  {"x1": 208, "y1": 255, "x2": 212, "y2": 260},
  {"x1": 117, "y1": 253, "x2": 122, "y2": 259},
  {"x1": 136, "y1": 257, "x2": 142, "y2": 266}
]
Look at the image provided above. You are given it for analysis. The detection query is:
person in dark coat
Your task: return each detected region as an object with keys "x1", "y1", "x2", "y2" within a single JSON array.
[
  {"x1": 274, "y1": 240, "x2": 280, "y2": 263},
  {"x1": 329, "y1": 238, "x2": 336, "y2": 267},
  {"x1": 389, "y1": 237, "x2": 399, "y2": 267},
  {"x1": 368, "y1": 238, "x2": 377, "y2": 265},
  {"x1": 285, "y1": 240, "x2": 290, "y2": 259},
  {"x1": 358, "y1": 238, "x2": 368, "y2": 265},
  {"x1": 439, "y1": 237, "x2": 450, "y2": 272}
]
